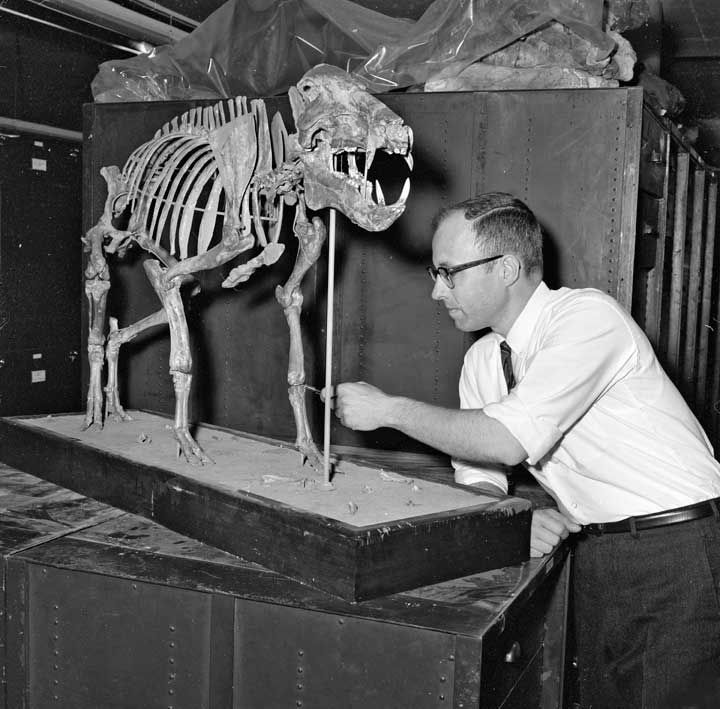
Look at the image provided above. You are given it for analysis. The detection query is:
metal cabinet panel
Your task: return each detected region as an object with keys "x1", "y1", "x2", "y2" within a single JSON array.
[
  {"x1": 233, "y1": 598, "x2": 458, "y2": 708},
  {"x1": 23, "y1": 564, "x2": 217, "y2": 709},
  {"x1": 476, "y1": 89, "x2": 642, "y2": 299}
]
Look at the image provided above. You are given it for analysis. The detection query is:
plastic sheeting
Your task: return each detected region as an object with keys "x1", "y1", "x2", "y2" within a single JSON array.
[{"x1": 91, "y1": 0, "x2": 621, "y2": 102}]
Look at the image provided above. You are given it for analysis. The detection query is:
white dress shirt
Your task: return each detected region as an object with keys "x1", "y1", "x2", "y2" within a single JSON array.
[{"x1": 454, "y1": 281, "x2": 720, "y2": 524}]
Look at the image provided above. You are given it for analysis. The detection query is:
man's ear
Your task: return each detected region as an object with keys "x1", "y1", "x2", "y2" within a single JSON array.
[{"x1": 501, "y1": 255, "x2": 522, "y2": 285}]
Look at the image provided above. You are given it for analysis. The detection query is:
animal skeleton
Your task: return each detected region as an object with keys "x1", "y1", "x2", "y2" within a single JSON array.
[{"x1": 82, "y1": 65, "x2": 413, "y2": 469}]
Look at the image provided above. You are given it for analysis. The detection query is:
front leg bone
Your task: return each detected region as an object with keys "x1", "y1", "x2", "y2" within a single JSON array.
[{"x1": 276, "y1": 210, "x2": 328, "y2": 471}]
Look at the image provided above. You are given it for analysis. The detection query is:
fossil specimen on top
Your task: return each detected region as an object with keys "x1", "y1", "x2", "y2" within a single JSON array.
[{"x1": 82, "y1": 64, "x2": 413, "y2": 469}]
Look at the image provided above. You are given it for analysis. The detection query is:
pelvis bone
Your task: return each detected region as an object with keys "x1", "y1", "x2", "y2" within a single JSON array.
[{"x1": 82, "y1": 64, "x2": 413, "y2": 469}]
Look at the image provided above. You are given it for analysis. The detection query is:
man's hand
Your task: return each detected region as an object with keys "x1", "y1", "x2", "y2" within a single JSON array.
[
  {"x1": 324, "y1": 381, "x2": 393, "y2": 431},
  {"x1": 530, "y1": 508, "x2": 581, "y2": 557}
]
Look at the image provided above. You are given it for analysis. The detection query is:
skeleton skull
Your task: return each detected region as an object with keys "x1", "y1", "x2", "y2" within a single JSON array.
[{"x1": 288, "y1": 65, "x2": 413, "y2": 232}]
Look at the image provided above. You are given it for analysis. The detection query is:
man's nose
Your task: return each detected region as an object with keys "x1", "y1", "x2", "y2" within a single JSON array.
[{"x1": 431, "y1": 277, "x2": 448, "y2": 301}]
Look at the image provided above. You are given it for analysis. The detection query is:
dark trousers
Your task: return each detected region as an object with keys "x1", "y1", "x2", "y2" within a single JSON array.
[{"x1": 572, "y1": 514, "x2": 720, "y2": 708}]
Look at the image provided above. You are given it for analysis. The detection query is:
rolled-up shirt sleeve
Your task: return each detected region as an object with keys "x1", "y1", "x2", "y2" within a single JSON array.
[{"x1": 483, "y1": 296, "x2": 637, "y2": 466}]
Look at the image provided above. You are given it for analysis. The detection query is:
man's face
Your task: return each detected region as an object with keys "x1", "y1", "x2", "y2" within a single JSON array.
[{"x1": 430, "y1": 210, "x2": 506, "y2": 332}]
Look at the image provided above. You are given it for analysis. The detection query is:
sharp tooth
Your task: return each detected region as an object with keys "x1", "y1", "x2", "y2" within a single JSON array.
[
  {"x1": 405, "y1": 154, "x2": 414, "y2": 170},
  {"x1": 374, "y1": 180, "x2": 385, "y2": 206},
  {"x1": 393, "y1": 177, "x2": 411, "y2": 205},
  {"x1": 348, "y1": 152, "x2": 358, "y2": 176},
  {"x1": 363, "y1": 149, "x2": 369, "y2": 191}
]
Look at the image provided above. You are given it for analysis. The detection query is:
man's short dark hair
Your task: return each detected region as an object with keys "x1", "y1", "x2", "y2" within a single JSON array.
[{"x1": 432, "y1": 193, "x2": 543, "y2": 275}]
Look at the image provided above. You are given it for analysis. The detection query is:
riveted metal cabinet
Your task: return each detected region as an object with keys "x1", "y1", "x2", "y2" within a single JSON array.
[
  {"x1": 0, "y1": 465, "x2": 569, "y2": 709},
  {"x1": 0, "y1": 135, "x2": 82, "y2": 416},
  {"x1": 18, "y1": 565, "x2": 220, "y2": 708}
]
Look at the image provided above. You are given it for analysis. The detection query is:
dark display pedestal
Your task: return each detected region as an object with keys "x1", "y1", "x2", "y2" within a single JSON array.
[{"x1": 0, "y1": 412, "x2": 531, "y2": 601}]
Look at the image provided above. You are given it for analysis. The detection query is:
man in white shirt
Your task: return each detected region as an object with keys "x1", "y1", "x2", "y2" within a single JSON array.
[{"x1": 330, "y1": 192, "x2": 720, "y2": 707}]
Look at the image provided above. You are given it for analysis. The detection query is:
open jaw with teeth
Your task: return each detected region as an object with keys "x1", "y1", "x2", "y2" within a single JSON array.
[
  {"x1": 301, "y1": 133, "x2": 413, "y2": 232},
  {"x1": 286, "y1": 63, "x2": 413, "y2": 231}
]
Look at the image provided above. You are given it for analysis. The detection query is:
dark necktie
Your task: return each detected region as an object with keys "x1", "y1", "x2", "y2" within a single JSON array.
[{"x1": 500, "y1": 340, "x2": 516, "y2": 391}]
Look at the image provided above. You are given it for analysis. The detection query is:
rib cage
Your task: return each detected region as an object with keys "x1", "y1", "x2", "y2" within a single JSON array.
[{"x1": 117, "y1": 96, "x2": 277, "y2": 260}]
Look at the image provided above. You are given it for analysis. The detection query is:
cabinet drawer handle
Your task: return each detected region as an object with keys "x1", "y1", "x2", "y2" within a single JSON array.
[{"x1": 504, "y1": 641, "x2": 522, "y2": 664}]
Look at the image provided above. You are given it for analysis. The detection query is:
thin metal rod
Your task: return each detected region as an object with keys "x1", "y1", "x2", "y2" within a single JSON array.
[
  {"x1": 323, "y1": 209, "x2": 337, "y2": 484},
  {"x1": 645, "y1": 132, "x2": 671, "y2": 350},
  {"x1": 709, "y1": 190, "x2": 720, "y2": 441},
  {"x1": 0, "y1": 116, "x2": 82, "y2": 143},
  {"x1": 697, "y1": 179, "x2": 717, "y2": 413},
  {"x1": 682, "y1": 168, "x2": 706, "y2": 396},
  {"x1": 713, "y1": 289, "x2": 720, "y2": 443},
  {"x1": 26, "y1": 0, "x2": 188, "y2": 44},
  {"x1": 127, "y1": 0, "x2": 199, "y2": 29},
  {"x1": 0, "y1": 5, "x2": 139, "y2": 54},
  {"x1": 667, "y1": 151, "x2": 690, "y2": 375}
]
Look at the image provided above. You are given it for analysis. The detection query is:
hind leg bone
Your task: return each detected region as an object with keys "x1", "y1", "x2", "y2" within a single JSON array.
[
  {"x1": 144, "y1": 259, "x2": 212, "y2": 465},
  {"x1": 104, "y1": 310, "x2": 169, "y2": 422}
]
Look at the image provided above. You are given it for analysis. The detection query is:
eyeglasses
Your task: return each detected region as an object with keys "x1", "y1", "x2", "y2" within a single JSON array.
[{"x1": 426, "y1": 254, "x2": 503, "y2": 289}]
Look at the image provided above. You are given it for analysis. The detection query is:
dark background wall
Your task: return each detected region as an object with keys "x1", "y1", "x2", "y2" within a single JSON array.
[
  {"x1": 0, "y1": 12, "x2": 128, "y2": 415},
  {"x1": 647, "y1": 0, "x2": 720, "y2": 166},
  {"x1": 0, "y1": 11, "x2": 127, "y2": 132}
]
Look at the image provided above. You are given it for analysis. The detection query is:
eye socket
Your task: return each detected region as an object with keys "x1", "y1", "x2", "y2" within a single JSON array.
[
  {"x1": 308, "y1": 127, "x2": 328, "y2": 149},
  {"x1": 299, "y1": 83, "x2": 319, "y2": 102}
]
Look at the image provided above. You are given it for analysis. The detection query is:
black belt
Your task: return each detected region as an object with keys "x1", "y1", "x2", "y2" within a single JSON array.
[{"x1": 582, "y1": 497, "x2": 720, "y2": 535}]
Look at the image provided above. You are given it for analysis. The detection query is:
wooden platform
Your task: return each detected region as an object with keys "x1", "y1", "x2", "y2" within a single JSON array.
[{"x1": 0, "y1": 412, "x2": 531, "y2": 601}]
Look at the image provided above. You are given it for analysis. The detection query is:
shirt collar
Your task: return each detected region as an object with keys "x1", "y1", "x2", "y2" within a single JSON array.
[{"x1": 504, "y1": 281, "x2": 550, "y2": 355}]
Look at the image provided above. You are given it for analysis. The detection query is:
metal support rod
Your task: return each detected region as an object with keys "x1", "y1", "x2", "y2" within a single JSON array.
[
  {"x1": 322, "y1": 209, "x2": 337, "y2": 485},
  {"x1": 696, "y1": 179, "x2": 718, "y2": 414},
  {"x1": 710, "y1": 192, "x2": 720, "y2": 441},
  {"x1": 713, "y1": 294, "x2": 720, "y2": 444},
  {"x1": 667, "y1": 151, "x2": 690, "y2": 376},
  {"x1": 27, "y1": 0, "x2": 188, "y2": 44},
  {"x1": 682, "y1": 168, "x2": 706, "y2": 396},
  {"x1": 645, "y1": 132, "x2": 671, "y2": 351},
  {"x1": 0, "y1": 116, "x2": 82, "y2": 143}
]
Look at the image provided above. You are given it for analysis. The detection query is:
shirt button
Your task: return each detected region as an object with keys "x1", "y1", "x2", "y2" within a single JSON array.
[{"x1": 571, "y1": 502, "x2": 578, "y2": 509}]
